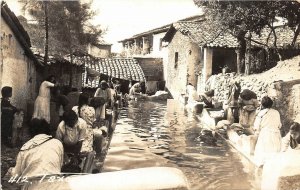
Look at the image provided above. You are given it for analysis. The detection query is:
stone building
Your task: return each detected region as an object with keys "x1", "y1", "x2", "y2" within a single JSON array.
[
  {"x1": 119, "y1": 15, "x2": 205, "y2": 94},
  {"x1": 162, "y1": 19, "x2": 300, "y2": 100},
  {"x1": 162, "y1": 21, "x2": 238, "y2": 99},
  {"x1": 0, "y1": 2, "x2": 44, "y2": 116}
]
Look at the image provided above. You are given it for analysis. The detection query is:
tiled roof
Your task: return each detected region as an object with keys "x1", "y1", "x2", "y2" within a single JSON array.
[
  {"x1": 119, "y1": 15, "x2": 205, "y2": 42},
  {"x1": 34, "y1": 52, "x2": 85, "y2": 66},
  {"x1": 173, "y1": 21, "x2": 238, "y2": 48},
  {"x1": 251, "y1": 27, "x2": 300, "y2": 48},
  {"x1": 83, "y1": 58, "x2": 146, "y2": 88},
  {"x1": 168, "y1": 21, "x2": 300, "y2": 49}
]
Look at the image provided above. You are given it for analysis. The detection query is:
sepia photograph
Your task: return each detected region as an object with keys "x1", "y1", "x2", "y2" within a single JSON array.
[{"x1": 1, "y1": 0, "x2": 300, "y2": 189}]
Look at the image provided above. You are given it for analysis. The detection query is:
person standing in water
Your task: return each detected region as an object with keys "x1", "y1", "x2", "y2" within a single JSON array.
[{"x1": 33, "y1": 75, "x2": 57, "y2": 123}]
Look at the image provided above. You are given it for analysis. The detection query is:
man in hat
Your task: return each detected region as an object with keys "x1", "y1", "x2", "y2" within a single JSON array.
[{"x1": 1, "y1": 86, "x2": 18, "y2": 147}]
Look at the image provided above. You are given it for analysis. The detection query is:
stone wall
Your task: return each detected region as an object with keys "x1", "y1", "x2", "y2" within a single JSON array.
[{"x1": 134, "y1": 57, "x2": 163, "y2": 81}]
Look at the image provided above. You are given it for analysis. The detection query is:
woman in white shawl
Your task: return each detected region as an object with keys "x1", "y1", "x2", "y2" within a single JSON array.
[
  {"x1": 253, "y1": 96, "x2": 282, "y2": 166},
  {"x1": 10, "y1": 118, "x2": 63, "y2": 189}
]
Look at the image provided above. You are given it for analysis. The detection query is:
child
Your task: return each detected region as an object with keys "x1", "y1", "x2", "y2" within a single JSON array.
[
  {"x1": 1, "y1": 86, "x2": 18, "y2": 147},
  {"x1": 11, "y1": 110, "x2": 24, "y2": 147}
]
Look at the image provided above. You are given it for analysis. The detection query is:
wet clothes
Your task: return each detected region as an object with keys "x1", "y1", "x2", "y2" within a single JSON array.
[
  {"x1": 1, "y1": 98, "x2": 17, "y2": 146},
  {"x1": 33, "y1": 81, "x2": 55, "y2": 123}
]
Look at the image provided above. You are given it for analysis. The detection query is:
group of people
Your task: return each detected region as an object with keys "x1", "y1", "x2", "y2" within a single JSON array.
[
  {"x1": 224, "y1": 80, "x2": 300, "y2": 167},
  {"x1": 1, "y1": 76, "x2": 121, "y2": 186}
]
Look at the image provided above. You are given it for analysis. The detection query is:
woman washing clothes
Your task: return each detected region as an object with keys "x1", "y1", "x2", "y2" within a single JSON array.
[
  {"x1": 238, "y1": 89, "x2": 260, "y2": 128},
  {"x1": 72, "y1": 93, "x2": 107, "y2": 157}
]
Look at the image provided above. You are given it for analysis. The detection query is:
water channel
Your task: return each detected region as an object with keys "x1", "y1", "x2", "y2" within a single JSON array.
[{"x1": 116, "y1": 99, "x2": 260, "y2": 190}]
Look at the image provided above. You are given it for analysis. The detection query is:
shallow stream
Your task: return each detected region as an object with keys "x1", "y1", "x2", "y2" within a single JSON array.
[{"x1": 117, "y1": 99, "x2": 260, "y2": 190}]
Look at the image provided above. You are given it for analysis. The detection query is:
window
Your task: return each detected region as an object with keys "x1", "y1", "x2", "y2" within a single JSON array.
[
  {"x1": 8, "y1": 34, "x2": 12, "y2": 45},
  {"x1": 159, "y1": 38, "x2": 163, "y2": 51},
  {"x1": 174, "y1": 52, "x2": 178, "y2": 68}
]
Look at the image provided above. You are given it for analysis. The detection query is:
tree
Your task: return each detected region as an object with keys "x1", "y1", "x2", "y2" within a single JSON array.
[
  {"x1": 194, "y1": 1, "x2": 271, "y2": 74},
  {"x1": 277, "y1": 1, "x2": 300, "y2": 47},
  {"x1": 20, "y1": 0, "x2": 103, "y2": 86},
  {"x1": 20, "y1": 0, "x2": 103, "y2": 61},
  {"x1": 193, "y1": 0, "x2": 300, "y2": 74}
]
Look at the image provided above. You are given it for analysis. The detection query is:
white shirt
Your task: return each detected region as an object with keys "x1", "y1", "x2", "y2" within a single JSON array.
[{"x1": 12, "y1": 134, "x2": 63, "y2": 178}]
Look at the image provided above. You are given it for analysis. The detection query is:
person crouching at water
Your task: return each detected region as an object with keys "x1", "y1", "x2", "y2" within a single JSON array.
[
  {"x1": 238, "y1": 89, "x2": 260, "y2": 128},
  {"x1": 72, "y1": 93, "x2": 107, "y2": 157},
  {"x1": 281, "y1": 122, "x2": 300, "y2": 152},
  {"x1": 186, "y1": 83, "x2": 200, "y2": 104},
  {"x1": 33, "y1": 75, "x2": 57, "y2": 123},
  {"x1": 253, "y1": 96, "x2": 282, "y2": 167},
  {"x1": 10, "y1": 118, "x2": 63, "y2": 189},
  {"x1": 199, "y1": 90, "x2": 215, "y2": 108},
  {"x1": 56, "y1": 110, "x2": 87, "y2": 156},
  {"x1": 94, "y1": 80, "x2": 111, "y2": 122},
  {"x1": 129, "y1": 82, "x2": 141, "y2": 96}
]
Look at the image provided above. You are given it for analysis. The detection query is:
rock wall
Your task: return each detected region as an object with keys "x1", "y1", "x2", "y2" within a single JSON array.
[{"x1": 212, "y1": 73, "x2": 269, "y2": 103}]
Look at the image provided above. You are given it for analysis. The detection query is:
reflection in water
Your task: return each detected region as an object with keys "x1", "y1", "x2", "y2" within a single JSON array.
[{"x1": 117, "y1": 99, "x2": 260, "y2": 190}]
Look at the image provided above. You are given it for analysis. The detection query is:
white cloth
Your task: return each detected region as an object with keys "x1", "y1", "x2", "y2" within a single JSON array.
[
  {"x1": 11, "y1": 134, "x2": 63, "y2": 178},
  {"x1": 32, "y1": 81, "x2": 55, "y2": 123},
  {"x1": 254, "y1": 108, "x2": 282, "y2": 166}
]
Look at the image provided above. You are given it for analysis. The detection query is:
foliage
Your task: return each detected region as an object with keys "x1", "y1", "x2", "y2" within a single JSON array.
[
  {"x1": 193, "y1": 0, "x2": 300, "y2": 74},
  {"x1": 20, "y1": 0, "x2": 103, "y2": 57}
]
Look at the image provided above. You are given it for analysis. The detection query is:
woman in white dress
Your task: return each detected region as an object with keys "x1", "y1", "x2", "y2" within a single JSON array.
[
  {"x1": 33, "y1": 76, "x2": 56, "y2": 123},
  {"x1": 253, "y1": 96, "x2": 282, "y2": 166}
]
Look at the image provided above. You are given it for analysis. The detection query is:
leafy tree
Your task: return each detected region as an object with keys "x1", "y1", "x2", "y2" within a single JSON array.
[
  {"x1": 20, "y1": 0, "x2": 103, "y2": 61},
  {"x1": 20, "y1": 0, "x2": 103, "y2": 86},
  {"x1": 193, "y1": 0, "x2": 300, "y2": 74},
  {"x1": 277, "y1": 1, "x2": 300, "y2": 47}
]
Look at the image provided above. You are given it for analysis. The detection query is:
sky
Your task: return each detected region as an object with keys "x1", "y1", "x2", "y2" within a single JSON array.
[{"x1": 6, "y1": 0, "x2": 202, "y2": 52}]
